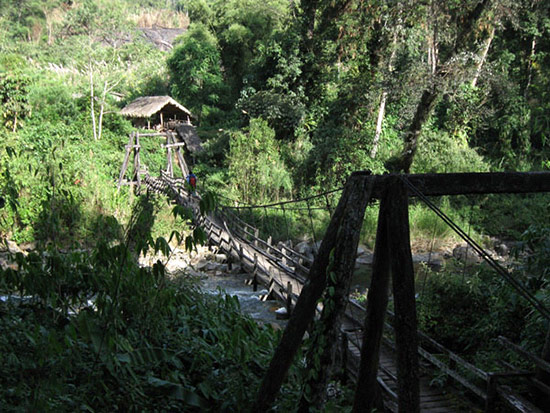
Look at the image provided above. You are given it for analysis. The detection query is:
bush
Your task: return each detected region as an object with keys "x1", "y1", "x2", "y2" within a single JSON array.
[{"x1": 228, "y1": 118, "x2": 292, "y2": 204}]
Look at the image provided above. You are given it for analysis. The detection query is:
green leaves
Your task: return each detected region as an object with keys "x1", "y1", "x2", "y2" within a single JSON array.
[{"x1": 228, "y1": 118, "x2": 292, "y2": 204}]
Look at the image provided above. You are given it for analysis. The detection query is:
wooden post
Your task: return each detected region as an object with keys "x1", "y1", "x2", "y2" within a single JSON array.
[
  {"x1": 254, "y1": 228, "x2": 259, "y2": 247},
  {"x1": 135, "y1": 133, "x2": 141, "y2": 187},
  {"x1": 253, "y1": 172, "x2": 373, "y2": 412},
  {"x1": 388, "y1": 177, "x2": 420, "y2": 413},
  {"x1": 117, "y1": 132, "x2": 134, "y2": 188},
  {"x1": 281, "y1": 245, "x2": 288, "y2": 267},
  {"x1": 353, "y1": 188, "x2": 392, "y2": 413},
  {"x1": 239, "y1": 245, "x2": 244, "y2": 272},
  {"x1": 485, "y1": 373, "x2": 497, "y2": 413},
  {"x1": 298, "y1": 173, "x2": 375, "y2": 411},
  {"x1": 166, "y1": 132, "x2": 173, "y2": 177},
  {"x1": 253, "y1": 254, "x2": 258, "y2": 292},
  {"x1": 253, "y1": 175, "x2": 352, "y2": 412},
  {"x1": 286, "y1": 281, "x2": 293, "y2": 315}
]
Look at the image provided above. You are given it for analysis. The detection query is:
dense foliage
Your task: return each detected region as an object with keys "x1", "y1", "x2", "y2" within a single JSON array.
[{"x1": 0, "y1": 0, "x2": 549, "y2": 410}]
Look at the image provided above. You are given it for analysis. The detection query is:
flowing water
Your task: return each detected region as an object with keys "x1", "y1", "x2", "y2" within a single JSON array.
[{"x1": 200, "y1": 272, "x2": 288, "y2": 326}]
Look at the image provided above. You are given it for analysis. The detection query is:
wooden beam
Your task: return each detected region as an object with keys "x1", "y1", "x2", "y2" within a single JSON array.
[
  {"x1": 353, "y1": 171, "x2": 550, "y2": 198},
  {"x1": 136, "y1": 132, "x2": 166, "y2": 137},
  {"x1": 253, "y1": 174, "x2": 355, "y2": 412},
  {"x1": 498, "y1": 336, "x2": 550, "y2": 374},
  {"x1": 161, "y1": 142, "x2": 187, "y2": 149},
  {"x1": 353, "y1": 186, "x2": 392, "y2": 413},
  {"x1": 297, "y1": 173, "x2": 373, "y2": 411},
  {"x1": 388, "y1": 177, "x2": 420, "y2": 413}
]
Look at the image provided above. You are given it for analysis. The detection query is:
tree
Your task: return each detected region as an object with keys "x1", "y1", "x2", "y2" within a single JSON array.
[
  {"x1": 228, "y1": 118, "x2": 291, "y2": 203},
  {"x1": 389, "y1": 0, "x2": 497, "y2": 173},
  {"x1": 167, "y1": 23, "x2": 225, "y2": 125},
  {"x1": 0, "y1": 58, "x2": 31, "y2": 133}
]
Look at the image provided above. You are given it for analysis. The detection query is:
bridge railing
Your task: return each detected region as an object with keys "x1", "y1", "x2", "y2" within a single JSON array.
[{"x1": 144, "y1": 170, "x2": 549, "y2": 413}]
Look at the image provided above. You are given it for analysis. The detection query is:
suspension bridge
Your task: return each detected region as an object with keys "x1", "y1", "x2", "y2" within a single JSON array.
[{"x1": 137, "y1": 167, "x2": 550, "y2": 413}]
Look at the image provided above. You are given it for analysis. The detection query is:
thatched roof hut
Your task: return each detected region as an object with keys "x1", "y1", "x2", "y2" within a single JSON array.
[{"x1": 121, "y1": 96, "x2": 193, "y2": 128}]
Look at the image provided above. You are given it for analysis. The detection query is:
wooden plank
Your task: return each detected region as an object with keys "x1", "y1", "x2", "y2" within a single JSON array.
[
  {"x1": 136, "y1": 132, "x2": 166, "y2": 137},
  {"x1": 161, "y1": 142, "x2": 187, "y2": 148},
  {"x1": 356, "y1": 171, "x2": 550, "y2": 199}
]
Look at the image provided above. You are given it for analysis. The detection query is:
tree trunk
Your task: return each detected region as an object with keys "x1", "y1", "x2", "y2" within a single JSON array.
[
  {"x1": 395, "y1": 87, "x2": 439, "y2": 173},
  {"x1": 472, "y1": 26, "x2": 495, "y2": 88},
  {"x1": 370, "y1": 91, "x2": 388, "y2": 159},
  {"x1": 98, "y1": 81, "x2": 107, "y2": 141},
  {"x1": 524, "y1": 36, "x2": 536, "y2": 99},
  {"x1": 89, "y1": 63, "x2": 97, "y2": 141},
  {"x1": 392, "y1": 0, "x2": 494, "y2": 173},
  {"x1": 298, "y1": 173, "x2": 374, "y2": 411},
  {"x1": 371, "y1": 30, "x2": 397, "y2": 159}
]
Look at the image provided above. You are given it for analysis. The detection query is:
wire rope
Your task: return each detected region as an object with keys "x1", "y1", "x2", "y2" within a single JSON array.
[
  {"x1": 218, "y1": 187, "x2": 344, "y2": 211},
  {"x1": 401, "y1": 175, "x2": 550, "y2": 322},
  {"x1": 306, "y1": 198, "x2": 319, "y2": 256}
]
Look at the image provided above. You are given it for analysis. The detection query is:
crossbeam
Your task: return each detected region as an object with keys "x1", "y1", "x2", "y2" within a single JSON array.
[{"x1": 357, "y1": 171, "x2": 550, "y2": 198}]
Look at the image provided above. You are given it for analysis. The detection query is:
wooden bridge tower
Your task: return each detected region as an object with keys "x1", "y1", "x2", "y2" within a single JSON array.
[{"x1": 117, "y1": 131, "x2": 190, "y2": 189}]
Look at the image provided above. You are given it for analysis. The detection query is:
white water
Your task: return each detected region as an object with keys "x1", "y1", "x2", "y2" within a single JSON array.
[{"x1": 200, "y1": 273, "x2": 288, "y2": 325}]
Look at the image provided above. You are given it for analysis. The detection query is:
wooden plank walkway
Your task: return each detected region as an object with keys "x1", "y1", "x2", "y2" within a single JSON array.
[{"x1": 142, "y1": 172, "x2": 540, "y2": 413}]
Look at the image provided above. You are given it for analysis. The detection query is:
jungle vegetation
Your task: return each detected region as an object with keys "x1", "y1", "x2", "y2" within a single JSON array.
[{"x1": 0, "y1": 0, "x2": 549, "y2": 411}]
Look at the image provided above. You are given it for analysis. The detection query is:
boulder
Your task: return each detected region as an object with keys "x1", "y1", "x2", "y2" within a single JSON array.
[
  {"x1": 295, "y1": 241, "x2": 312, "y2": 256},
  {"x1": 452, "y1": 245, "x2": 482, "y2": 265},
  {"x1": 355, "y1": 254, "x2": 373, "y2": 267}
]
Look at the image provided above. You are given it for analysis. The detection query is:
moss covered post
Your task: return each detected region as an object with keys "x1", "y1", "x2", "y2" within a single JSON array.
[{"x1": 253, "y1": 172, "x2": 374, "y2": 412}]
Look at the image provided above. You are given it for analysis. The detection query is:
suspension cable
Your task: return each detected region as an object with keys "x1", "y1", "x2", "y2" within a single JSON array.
[
  {"x1": 218, "y1": 187, "x2": 344, "y2": 210},
  {"x1": 400, "y1": 175, "x2": 550, "y2": 322}
]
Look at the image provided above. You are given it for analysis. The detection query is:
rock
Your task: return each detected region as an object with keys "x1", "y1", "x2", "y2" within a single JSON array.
[
  {"x1": 413, "y1": 253, "x2": 444, "y2": 271},
  {"x1": 495, "y1": 243, "x2": 509, "y2": 257},
  {"x1": 275, "y1": 307, "x2": 288, "y2": 315},
  {"x1": 355, "y1": 255, "x2": 373, "y2": 267},
  {"x1": 186, "y1": 269, "x2": 208, "y2": 279},
  {"x1": 6, "y1": 240, "x2": 22, "y2": 254},
  {"x1": 19, "y1": 242, "x2": 37, "y2": 252},
  {"x1": 213, "y1": 253, "x2": 227, "y2": 263},
  {"x1": 275, "y1": 306, "x2": 289, "y2": 320},
  {"x1": 357, "y1": 244, "x2": 369, "y2": 256},
  {"x1": 452, "y1": 245, "x2": 482, "y2": 264},
  {"x1": 295, "y1": 241, "x2": 312, "y2": 256}
]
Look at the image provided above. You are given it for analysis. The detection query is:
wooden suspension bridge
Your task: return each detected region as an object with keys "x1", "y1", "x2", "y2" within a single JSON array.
[{"x1": 140, "y1": 169, "x2": 550, "y2": 413}]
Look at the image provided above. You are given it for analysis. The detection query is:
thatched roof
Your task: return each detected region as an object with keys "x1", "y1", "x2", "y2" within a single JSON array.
[
  {"x1": 120, "y1": 96, "x2": 193, "y2": 119},
  {"x1": 176, "y1": 124, "x2": 203, "y2": 153}
]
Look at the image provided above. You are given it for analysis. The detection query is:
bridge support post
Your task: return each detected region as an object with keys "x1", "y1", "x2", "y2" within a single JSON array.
[
  {"x1": 353, "y1": 176, "x2": 420, "y2": 413},
  {"x1": 253, "y1": 172, "x2": 373, "y2": 412},
  {"x1": 388, "y1": 178, "x2": 420, "y2": 413},
  {"x1": 353, "y1": 184, "x2": 392, "y2": 412}
]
